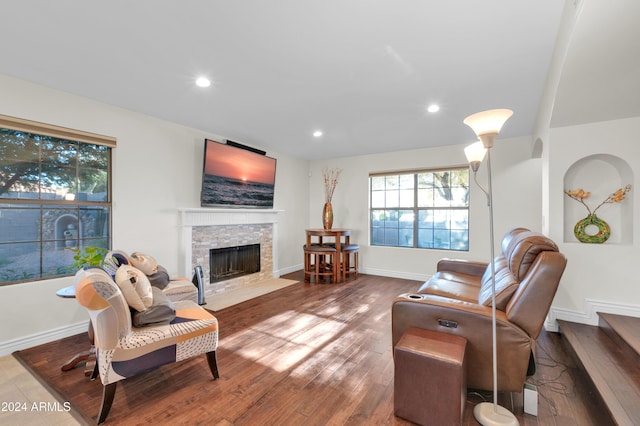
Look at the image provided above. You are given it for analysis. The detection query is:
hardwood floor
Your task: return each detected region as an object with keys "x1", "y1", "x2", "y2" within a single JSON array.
[
  {"x1": 11, "y1": 271, "x2": 613, "y2": 425},
  {"x1": 211, "y1": 272, "x2": 413, "y2": 425}
]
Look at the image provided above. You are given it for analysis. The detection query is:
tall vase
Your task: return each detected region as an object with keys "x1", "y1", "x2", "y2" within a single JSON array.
[
  {"x1": 322, "y1": 202, "x2": 333, "y2": 230},
  {"x1": 574, "y1": 213, "x2": 610, "y2": 243}
]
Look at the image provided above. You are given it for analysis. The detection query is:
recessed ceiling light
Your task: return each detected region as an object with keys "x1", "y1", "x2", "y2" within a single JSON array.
[
  {"x1": 196, "y1": 77, "x2": 211, "y2": 88},
  {"x1": 313, "y1": 130, "x2": 323, "y2": 138},
  {"x1": 427, "y1": 104, "x2": 440, "y2": 113}
]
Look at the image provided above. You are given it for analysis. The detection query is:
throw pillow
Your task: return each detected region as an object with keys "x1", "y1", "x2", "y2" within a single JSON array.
[
  {"x1": 130, "y1": 252, "x2": 159, "y2": 275},
  {"x1": 103, "y1": 250, "x2": 130, "y2": 278},
  {"x1": 114, "y1": 265, "x2": 153, "y2": 312},
  {"x1": 132, "y1": 287, "x2": 176, "y2": 327},
  {"x1": 147, "y1": 265, "x2": 171, "y2": 289}
]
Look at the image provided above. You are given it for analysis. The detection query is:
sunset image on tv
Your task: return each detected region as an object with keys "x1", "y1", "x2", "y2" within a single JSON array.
[{"x1": 201, "y1": 140, "x2": 277, "y2": 208}]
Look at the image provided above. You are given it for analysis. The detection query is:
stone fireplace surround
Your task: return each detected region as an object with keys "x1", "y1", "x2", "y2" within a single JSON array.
[{"x1": 179, "y1": 208, "x2": 282, "y2": 298}]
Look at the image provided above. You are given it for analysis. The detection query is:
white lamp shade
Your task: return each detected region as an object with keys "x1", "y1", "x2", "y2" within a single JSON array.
[
  {"x1": 463, "y1": 109, "x2": 513, "y2": 137},
  {"x1": 464, "y1": 141, "x2": 487, "y2": 164}
]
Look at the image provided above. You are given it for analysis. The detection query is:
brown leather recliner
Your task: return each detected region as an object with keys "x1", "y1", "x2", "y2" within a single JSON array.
[{"x1": 392, "y1": 228, "x2": 567, "y2": 392}]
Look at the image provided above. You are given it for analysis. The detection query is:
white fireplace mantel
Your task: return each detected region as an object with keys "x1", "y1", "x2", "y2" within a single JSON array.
[
  {"x1": 179, "y1": 208, "x2": 283, "y2": 227},
  {"x1": 178, "y1": 208, "x2": 283, "y2": 278}
]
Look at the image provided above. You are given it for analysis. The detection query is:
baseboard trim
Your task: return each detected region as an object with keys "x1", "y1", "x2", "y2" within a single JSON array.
[
  {"x1": 360, "y1": 267, "x2": 428, "y2": 282},
  {"x1": 279, "y1": 265, "x2": 429, "y2": 283},
  {"x1": 0, "y1": 320, "x2": 89, "y2": 357},
  {"x1": 546, "y1": 299, "x2": 640, "y2": 332},
  {"x1": 275, "y1": 263, "x2": 303, "y2": 277}
]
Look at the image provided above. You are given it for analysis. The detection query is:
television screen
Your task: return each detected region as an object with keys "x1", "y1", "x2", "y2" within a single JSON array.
[{"x1": 200, "y1": 139, "x2": 277, "y2": 208}]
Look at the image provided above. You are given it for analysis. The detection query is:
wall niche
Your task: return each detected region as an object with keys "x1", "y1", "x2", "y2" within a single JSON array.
[{"x1": 563, "y1": 154, "x2": 633, "y2": 244}]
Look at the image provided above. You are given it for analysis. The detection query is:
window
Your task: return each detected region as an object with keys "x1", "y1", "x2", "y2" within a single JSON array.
[
  {"x1": 0, "y1": 115, "x2": 115, "y2": 285},
  {"x1": 370, "y1": 167, "x2": 470, "y2": 250}
]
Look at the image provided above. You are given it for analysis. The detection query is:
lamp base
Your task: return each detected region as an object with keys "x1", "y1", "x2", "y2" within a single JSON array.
[{"x1": 473, "y1": 402, "x2": 519, "y2": 426}]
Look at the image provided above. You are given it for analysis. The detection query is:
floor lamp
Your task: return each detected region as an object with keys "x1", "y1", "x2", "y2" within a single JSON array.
[{"x1": 463, "y1": 109, "x2": 519, "y2": 426}]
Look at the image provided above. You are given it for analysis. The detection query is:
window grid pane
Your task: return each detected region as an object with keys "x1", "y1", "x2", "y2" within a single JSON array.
[
  {"x1": 370, "y1": 168, "x2": 469, "y2": 251},
  {"x1": 0, "y1": 127, "x2": 112, "y2": 285}
]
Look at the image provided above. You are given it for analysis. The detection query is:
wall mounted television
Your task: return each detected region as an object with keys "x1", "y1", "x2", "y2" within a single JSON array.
[{"x1": 200, "y1": 139, "x2": 277, "y2": 208}]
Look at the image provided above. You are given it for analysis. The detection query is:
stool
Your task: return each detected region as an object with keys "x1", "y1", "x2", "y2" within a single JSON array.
[
  {"x1": 340, "y1": 244, "x2": 359, "y2": 281},
  {"x1": 394, "y1": 327, "x2": 467, "y2": 425},
  {"x1": 303, "y1": 244, "x2": 338, "y2": 283}
]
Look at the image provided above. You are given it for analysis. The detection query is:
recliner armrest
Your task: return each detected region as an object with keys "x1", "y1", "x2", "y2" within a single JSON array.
[
  {"x1": 436, "y1": 258, "x2": 488, "y2": 276},
  {"x1": 392, "y1": 293, "x2": 497, "y2": 347}
]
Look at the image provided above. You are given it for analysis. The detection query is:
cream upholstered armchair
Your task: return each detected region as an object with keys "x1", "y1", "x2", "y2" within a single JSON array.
[
  {"x1": 392, "y1": 228, "x2": 567, "y2": 392},
  {"x1": 75, "y1": 268, "x2": 219, "y2": 424}
]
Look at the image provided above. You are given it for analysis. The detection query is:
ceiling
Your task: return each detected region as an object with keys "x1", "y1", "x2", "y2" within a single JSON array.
[
  {"x1": 551, "y1": 0, "x2": 640, "y2": 128},
  {"x1": 1, "y1": 1, "x2": 636, "y2": 160}
]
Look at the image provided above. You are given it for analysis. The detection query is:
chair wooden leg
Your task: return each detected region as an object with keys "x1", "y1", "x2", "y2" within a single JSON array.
[
  {"x1": 342, "y1": 251, "x2": 349, "y2": 282},
  {"x1": 304, "y1": 249, "x2": 338, "y2": 283},
  {"x1": 332, "y1": 254, "x2": 337, "y2": 282},
  {"x1": 97, "y1": 382, "x2": 117, "y2": 424},
  {"x1": 303, "y1": 251, "x2": 310, "y2": 282},
  {"x1": 341, "y1": 250, "x2": 359, "y2": 281},
  {"x1": 90, "y1": 359, "x2": 99, "y2": 381},
  {"x1": 206, "y1": 351, "x2": 220, "y2": 379},
  {"x1": 354, "y1": 251, "x2": 359, "y2": 278}
]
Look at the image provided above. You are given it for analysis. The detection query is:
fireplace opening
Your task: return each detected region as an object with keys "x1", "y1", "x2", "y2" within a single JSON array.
[{"x1": 210, "y1": 243, "x2": 260, "y2": 283}]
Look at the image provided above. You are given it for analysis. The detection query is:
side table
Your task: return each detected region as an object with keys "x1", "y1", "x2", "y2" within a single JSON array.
[{"x1": 56, "y1": 284, "x2": 96, "y2": 377}]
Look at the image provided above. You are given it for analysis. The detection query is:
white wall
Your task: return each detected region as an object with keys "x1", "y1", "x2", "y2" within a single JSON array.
[
  {"x1": 545, "y1": 117, "x2": 640, "y2": 326},
  {"x1": 0, "y1": 75, "x2": 310, "y2": 354},
  {"x1": 309, "y1": 136, "x2": 543, "y2": 281}
]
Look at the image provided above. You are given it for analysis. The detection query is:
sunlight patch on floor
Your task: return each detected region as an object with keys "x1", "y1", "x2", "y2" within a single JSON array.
[
  {"x1": 206, "y1": 278, "x2": 298, "y2": 311},
  {"x1": 223, "y1": 311, "x2": 346, "y2": 373}
]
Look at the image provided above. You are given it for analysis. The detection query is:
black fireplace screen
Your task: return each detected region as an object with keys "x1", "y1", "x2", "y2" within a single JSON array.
[{"x1": 209, "y1": 243, "x2": 260, "y2": 283}]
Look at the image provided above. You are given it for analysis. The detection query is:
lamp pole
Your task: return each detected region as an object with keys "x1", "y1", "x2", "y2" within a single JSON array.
[{"x1": 464, "y1": 109, "x2": 518, "y2": 426}]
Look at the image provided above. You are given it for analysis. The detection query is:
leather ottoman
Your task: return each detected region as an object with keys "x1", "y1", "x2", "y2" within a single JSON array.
[{"x1": 394, "y1": 327, "x2": 467, "y2": 425}]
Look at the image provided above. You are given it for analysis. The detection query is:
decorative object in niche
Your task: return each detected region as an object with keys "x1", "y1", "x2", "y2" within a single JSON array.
[
  {"x1": 573, "y1": 214, "x2": 610, "y2": 244},
  {"x1": 564, "y1": 184, "x2": 632, "y2": 243},
  {"x1": 322, "y1": 167, "x2": 342, "y2": 229}
]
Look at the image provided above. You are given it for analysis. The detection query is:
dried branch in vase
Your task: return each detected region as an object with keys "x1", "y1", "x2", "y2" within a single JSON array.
[
  {"x1": 564, "y1": 184, "x2": 632, "y2": 216},
  {"x1": 323, "y1": 167, "x2": 342, "y2": 204}
]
